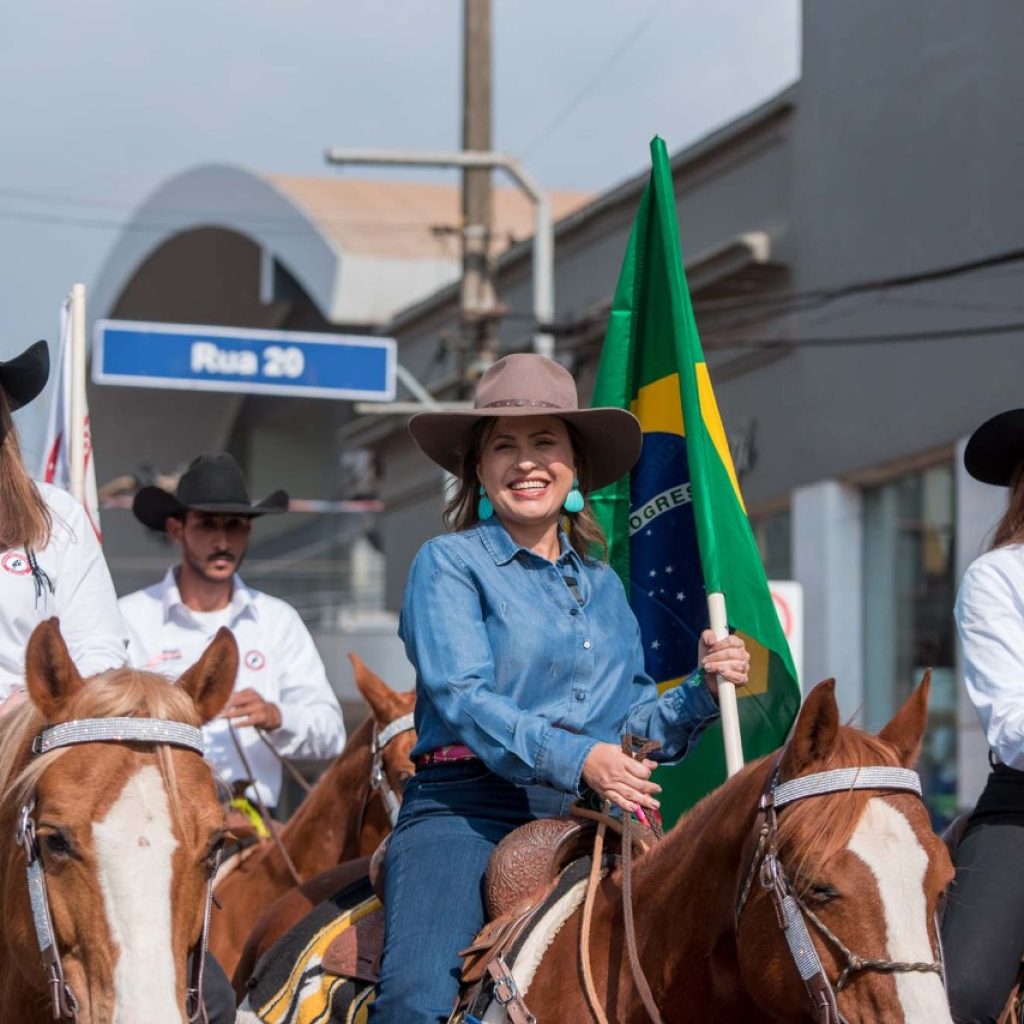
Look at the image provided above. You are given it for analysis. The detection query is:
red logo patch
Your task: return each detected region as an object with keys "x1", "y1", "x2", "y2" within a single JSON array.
[
  {"x1": 2, "y1": 552, "x2": 31, "y2": 576},
  {"x1": 244, "y1": 650, "x2": 266, "y2": 671}
]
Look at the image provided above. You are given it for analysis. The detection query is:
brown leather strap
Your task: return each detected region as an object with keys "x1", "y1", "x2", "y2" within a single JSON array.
[
  {"x1": 227, "y1": 723, "x2": 302, "y2": 888},
  {"x1": 486, "y1": 955, "x2": 537, "y2": 1024},
  {"x1": 620, "y1": 812, "x2": 665, "y2": 1024},
  {"x1": 255, "y1": 727, "x2": 314, "y2": 794},
  {"x1": 579, "y1": 803, "x2": 611, "y2": 1024}
]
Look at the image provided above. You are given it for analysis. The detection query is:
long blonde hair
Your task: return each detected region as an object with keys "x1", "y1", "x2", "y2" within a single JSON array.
[
  {"x1": 0, "y1": 388, "x2": 51, "y2": 551},
  {"x1": 992, "y1": 462, "x2": 1024, "y2": 549},
  {"x1": 443, "y1": 418, "x2": 608, "y2": 560}
]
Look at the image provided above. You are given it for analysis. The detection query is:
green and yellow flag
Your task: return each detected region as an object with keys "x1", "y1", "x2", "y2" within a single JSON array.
[{"x1": 591, "y1": 137, "x2": 800, "y2": 824}]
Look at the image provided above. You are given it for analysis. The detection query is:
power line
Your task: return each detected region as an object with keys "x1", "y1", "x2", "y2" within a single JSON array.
[
  {"x1": 519, "y1": 0, "x2": 671, "y2": 160},
  {"x1": 703, "y1": 319, "x2": 1024, "y2": 351},
  {"x1": 698, "y1": 245, "x2": 1024, "y2": 332}
]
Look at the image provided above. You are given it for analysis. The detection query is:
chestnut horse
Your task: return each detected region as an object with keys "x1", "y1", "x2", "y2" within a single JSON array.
[
  {"x1": 241, "y1": 677, "x2": 953, "y2": 1023},
  {"x1": 0, "y1": 619, "x2": 237, "y2": 1024},
  {"x1": 473, "y1": 676, "x2": 954, "y2": 1023},
  {"x1": 209, "y1": 654, "x2": 414, "y2": 978}
]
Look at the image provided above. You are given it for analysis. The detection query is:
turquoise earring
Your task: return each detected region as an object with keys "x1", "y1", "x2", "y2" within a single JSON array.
[
  {"x1": 563, "y1": 478, "x2": 585, "y2": 514},
  {"x1": 478, "y1": 485, "x2": 494, "y2": 520}
]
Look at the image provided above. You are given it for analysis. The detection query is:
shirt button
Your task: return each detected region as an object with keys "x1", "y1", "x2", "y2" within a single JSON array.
[
  {"x1": 574, "y1": 690, "x2": 586, "y2": 702},
  {"x1": 570, "y1": 608, "x2": 579, "y2": 616},
  {"x1": 583, "y1": 640, "x2": 592, "y2": 650}
]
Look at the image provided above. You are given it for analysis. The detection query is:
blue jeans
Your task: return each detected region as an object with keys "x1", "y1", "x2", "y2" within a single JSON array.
[{"x1": 369, "y1": 762, "x2": 575, "y2": 1024}]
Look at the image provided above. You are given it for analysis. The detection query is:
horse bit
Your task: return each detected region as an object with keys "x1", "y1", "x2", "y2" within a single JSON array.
[
  {"x1": 15, "y1": 717, "x2": 218, "y2": 1023},
  {"x1": 369, "y1": 712, "x2": 415, "y2": 827},
  {"x1": 735, "y1": 763, "x2": 945, "y2": 1024}
]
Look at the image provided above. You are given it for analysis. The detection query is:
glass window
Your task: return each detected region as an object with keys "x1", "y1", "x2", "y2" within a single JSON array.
[{"x1": 862, "y1": 463, "x2": 956, "y2": 827}]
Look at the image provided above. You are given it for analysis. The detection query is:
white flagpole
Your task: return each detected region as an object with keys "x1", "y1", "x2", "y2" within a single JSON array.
[
  {"x1": 69, "y1": 283, "x2": 87, "y2": 504},
  {"x1": 708, "y1": 592, "x2": 745, "y2": 777}
]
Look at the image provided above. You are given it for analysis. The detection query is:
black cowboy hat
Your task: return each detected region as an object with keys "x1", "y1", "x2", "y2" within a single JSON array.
[
  {"x1": 0, "y1": 340, "x2": 49, "y2": 411},
  {"x1": 964, "y1": 409, "x2": 1024, "y2": 487},
  {"x1": 133, "y1": 453, "x2": 289, "y2": 532}
]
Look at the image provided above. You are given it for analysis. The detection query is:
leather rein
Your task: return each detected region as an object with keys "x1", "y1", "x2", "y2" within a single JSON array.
[
  {"x1": 14, "y1": 717, "x2": 217, "y2": 1024},
  {"x1": 735, "y1": 760, "x2": 946, "y2": 1024}
]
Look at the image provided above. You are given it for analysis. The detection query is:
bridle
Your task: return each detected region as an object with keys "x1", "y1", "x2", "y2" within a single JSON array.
[
  {"x1": 14, "y1": 717, "x2": 219, "y2": 1023},
  {"x1": 369, "y1": 712, "x2": 415, "y2": 827},
  {"x1": 735, "y1": 760, "x2": 946, "y2": 1024}
]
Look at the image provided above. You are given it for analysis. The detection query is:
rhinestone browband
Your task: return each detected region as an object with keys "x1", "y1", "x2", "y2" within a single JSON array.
[
  {"x1": 32, "y1": 718, "x2": 205, "y2": 756},
  {"x1": 372, "y1": 712, "x2": 416, "y2": 754},
  {"x1": 771, "y1": 766, "x2": 921, "y2": 809}
]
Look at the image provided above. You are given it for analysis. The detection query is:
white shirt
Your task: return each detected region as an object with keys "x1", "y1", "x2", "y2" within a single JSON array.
[
  {"x1": 119, "y1": 568, "x2": 346, "y2": 806},
  {"x1": 955, "y1": 542, "x2": 1024, "y2": 768},
  {"x1": 0, "y1": 482, "x2": 127, "y2": 698}
]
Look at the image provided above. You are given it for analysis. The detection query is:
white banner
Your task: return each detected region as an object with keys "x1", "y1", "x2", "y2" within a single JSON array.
[{"x1": 41, "y1": 295, "x2": 101, "y2": 539}]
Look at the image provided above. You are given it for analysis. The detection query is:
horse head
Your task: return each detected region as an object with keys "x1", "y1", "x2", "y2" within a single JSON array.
[
  {"x1": 0, "y1": 619, "x2": 237, "y2": 1024},
  {"x1": 348, "y1": 653, "x2": 415, "y2": 810},
  {"x1": 737, "y1": 675, "x2": 954, "y2": 1024}
]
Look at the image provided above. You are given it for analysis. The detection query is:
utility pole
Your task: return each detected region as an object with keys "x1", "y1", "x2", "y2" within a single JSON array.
[{"x1": 461, "y1": 0, "x2": 498, "y2": 383}]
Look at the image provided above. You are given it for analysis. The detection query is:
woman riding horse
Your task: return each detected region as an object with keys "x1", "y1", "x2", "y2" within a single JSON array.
[
  {"x1": 943, "y1": 408, "x2": 1024, "y2": 1023},
  {"x1": 0, "y1": 340, "x2": 126, "y2": 717},
  {"x1": 369, "y1": 352, "x2": 750, "y2": 1023}
]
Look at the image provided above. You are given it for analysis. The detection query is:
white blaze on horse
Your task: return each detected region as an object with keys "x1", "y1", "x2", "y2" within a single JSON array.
[{"x1": 0, "y1": 619, "x2": 237, "y2": 1024}]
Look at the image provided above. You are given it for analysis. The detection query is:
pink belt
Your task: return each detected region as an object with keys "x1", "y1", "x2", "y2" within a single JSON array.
[{"x1": 414, "y1": 744, "x2": 478, "y2": 768}]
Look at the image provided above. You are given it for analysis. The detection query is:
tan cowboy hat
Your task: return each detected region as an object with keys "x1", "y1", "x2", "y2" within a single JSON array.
[{"x1": 408, "y1": 353, "x2": 642, "y2": 490}]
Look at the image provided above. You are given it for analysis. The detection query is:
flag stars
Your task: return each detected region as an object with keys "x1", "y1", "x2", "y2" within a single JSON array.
[
  {"x1": 676, "y1": 591, "x2": 685, "y2": 602},
  {"x1": 664, "y1": 565, "x2": 674, "y2": 575},
  {"x1": 649, "y1": 569, "x2": 657, "y2": 578},
  {"x1": 651, "y1": 639, "x2": 661, "y2": 651}
]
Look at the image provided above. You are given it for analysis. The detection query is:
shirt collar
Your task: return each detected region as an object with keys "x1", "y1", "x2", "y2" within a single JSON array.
[
  {"x1": 475, "y1": 518, "x2": 582, "y2": 570},
  {"x1": 159, "y1": 567, "x2": 259, "y2": 624}
]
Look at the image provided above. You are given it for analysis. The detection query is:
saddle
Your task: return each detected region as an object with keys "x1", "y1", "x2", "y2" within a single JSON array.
[{"x1": 320, "y1": 808, "x2": 657, "y2": 987}]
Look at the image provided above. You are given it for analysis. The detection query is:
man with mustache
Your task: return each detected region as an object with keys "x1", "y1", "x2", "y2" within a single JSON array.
[{"x1": 118, "y1": 453, "x2": 345, "y2": 812}]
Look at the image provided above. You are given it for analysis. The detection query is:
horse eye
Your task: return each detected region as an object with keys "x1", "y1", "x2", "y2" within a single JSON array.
[
  {"x1": 807, "y1": 882, "x2": 840, "y2": 905},
  {"x1": 42, "y1": 831, "x2": 74, "y2": 859},
  {"x1": 204, "y1": 835, "x2": 226, "y2": 868}
]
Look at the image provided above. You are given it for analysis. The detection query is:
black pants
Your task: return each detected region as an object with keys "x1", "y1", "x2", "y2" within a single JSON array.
[{"x1": 942, "y1": 766, "x2": 1024, "y2": 1023}]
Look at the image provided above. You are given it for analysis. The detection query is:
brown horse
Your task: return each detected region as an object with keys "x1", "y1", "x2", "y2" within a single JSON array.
[
  {"x1": 209, "y1": 654, "x2": 414, "y2": 978},
  {"x1": 236, "y1": 677, "x2": 954, "y2": 1024},
  {"x1": 480, "y1": 677, "x2": 954, "y2": 1023},
  {"x1": 0, "y1": 619, "x2": 237, "y2": 1024},
  {"x1": 232, "y1": 857, "x2": 374, "y2": 998}
]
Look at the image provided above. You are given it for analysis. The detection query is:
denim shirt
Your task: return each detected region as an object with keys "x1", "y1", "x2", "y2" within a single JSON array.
[{"x1": 399, "y1": 518, "x2": 720, "y2": 795}]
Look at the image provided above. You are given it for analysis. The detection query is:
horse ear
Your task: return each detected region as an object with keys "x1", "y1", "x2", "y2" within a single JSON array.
[
  {"x1": 878, "y1": 670, "x2": 931, "y2": 768},
  {"x1": 780, "y1": 679, "x2": 840, "y2": 777},
  {"x1": 348, "y1": 653, "x2": 399, "y2": 722},
  {"x1": 24, "y1": 618, "x2": 85, "y2": 723},
  {"x1": 178, "y1": 628, "x2": 238, "y2": 723}
]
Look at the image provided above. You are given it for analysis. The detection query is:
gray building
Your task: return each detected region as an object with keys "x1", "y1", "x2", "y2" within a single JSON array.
[{"x1": 91, "y1": 2, "x2": 1023, "y2": 814}]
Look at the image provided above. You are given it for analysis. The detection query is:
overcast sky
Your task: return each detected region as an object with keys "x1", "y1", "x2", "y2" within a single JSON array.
[{"x1": 1, "y1": 0, "x2": 799, "y2": 386}]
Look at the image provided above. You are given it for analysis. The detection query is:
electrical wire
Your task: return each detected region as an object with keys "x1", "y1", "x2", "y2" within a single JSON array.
[
  {"x1": 519, "y1": 0, "x2": 672, "y2": 160},
  {"x1": 702, "y1": 319, "x2": 1024, "y2": 351}
]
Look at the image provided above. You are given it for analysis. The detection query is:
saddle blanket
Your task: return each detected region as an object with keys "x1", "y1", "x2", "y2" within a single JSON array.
[
  {"x1": 238, "y1": 859, "x2": 594, "y2": 1024},
  {"x1": 238, "y1": 876, "x2": 377, "y2": 1024}
]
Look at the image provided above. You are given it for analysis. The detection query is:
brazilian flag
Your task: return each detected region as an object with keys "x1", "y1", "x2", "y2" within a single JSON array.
[{"x1": 591, "y1": 137, "x2": 800, "y2": 824}]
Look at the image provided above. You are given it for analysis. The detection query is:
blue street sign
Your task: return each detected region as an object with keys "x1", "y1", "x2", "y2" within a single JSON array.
[{"x1": 92, "y1": 320, "x2": 396, "y2": 401}]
